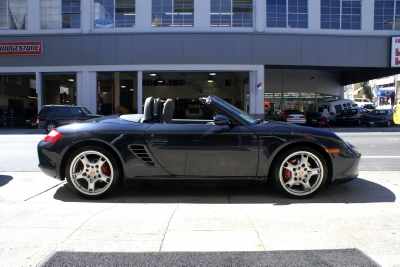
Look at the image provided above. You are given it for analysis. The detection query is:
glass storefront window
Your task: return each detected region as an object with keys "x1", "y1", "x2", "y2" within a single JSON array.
[
  {"x1": 41, "y1": 0, "x2": 81, "y2": 29},
  {"x1": 374, "y1": 0, "x2": 400, "y2": 30},
  {"x1": 266, "y1": 0, "x2": 308, "y2": 28},
  {"x1": 211, "y1": 0, "x2": 253, "y2": 27},
  {"x1": 94, "y1": 0, "x2": 135, "y2": 28},
  {"x1": 321, "y1": 0, "x2": 361, "y2": 30},
  {"x1": 152, "y1": 0, "x2": 194, "y2": 27},
  {"x1": 0, "y1": 0, "x2": 27, "y2": 30}
]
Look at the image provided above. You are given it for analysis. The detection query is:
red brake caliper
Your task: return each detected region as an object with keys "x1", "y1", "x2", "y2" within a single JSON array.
[
  {"x1": 101, "y1": 163, "x2": 110, "y2": 176},
  {"x1": 284, "y1": 160, "x2": 294, "y2": 181}
]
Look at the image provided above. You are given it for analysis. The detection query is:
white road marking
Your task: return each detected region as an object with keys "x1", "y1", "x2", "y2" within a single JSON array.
[{"x1": 362, "y1": 156, "x2": 400, "y2": 158}]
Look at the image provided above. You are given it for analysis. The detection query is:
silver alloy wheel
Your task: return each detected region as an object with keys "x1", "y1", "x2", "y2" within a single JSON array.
[
  {"x1": 278, "y1": 151, "x2": 324, "y2": 197},
  {"x1": 387, "y1": 120, "x2": 391, "y2": 127},
  {"x1": 69, "y1": 150, "x2": 114, "y2": 196}
]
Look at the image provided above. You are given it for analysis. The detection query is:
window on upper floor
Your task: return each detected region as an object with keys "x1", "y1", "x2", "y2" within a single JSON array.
[
  {"x1": 152, "y1": 0, "x2": 194, "y2": 27},
  {"x1": 210, "y1": 0, "x2": 253, "y2": 27},
  {"x1": 40, "y1": 0, "x2": 81, "y2": 29},
  {"x1": 94, "y1": 0, "x2": 135, "y2": 28},
  {"x1": 374, "y1": 0, "x2": 400, "y2": 30},
  {"x1": 266, "y1": 0, "x2": 308, "y2": 28},
  {"x1": 321, "y1": 0, "x2": 361, "y2": 30},
  {"x1": 0, "y1": 0, "x2": 27, "y2": 30}
]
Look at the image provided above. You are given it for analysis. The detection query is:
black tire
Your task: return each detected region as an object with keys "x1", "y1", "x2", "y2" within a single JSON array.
[
  {"x1": 356, "y1": 119, "x2": 361, "y2": 126},
  {"x1": 271, "y1": 147, "x2": 328, "y2": 199},
  {"x1": 387, "y1": 120, "x2": 392, "y2": 127},
  {"x1": 45, "y1": 121, "x2": 58, "y2": 133},
  {"x1": 65, "y1": 146, "x2": 120, "y2": 199}
]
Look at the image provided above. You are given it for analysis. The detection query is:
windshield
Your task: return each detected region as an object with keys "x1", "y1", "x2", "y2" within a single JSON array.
[
  {"x1": 285, "y1": 110, "x2": 303, "y2": 114},
  {"x1": 210, "y1": 96, "x2": 259, "y2": 124},
  {"x1": 81, "y1": 107, "x2": 92, "y2": 114},
  {"x1": 340, "y1": 109, "x2": 357, "y2": 115}
]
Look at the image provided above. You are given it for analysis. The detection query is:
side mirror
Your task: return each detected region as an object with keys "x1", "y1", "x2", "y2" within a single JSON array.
[{"x1": 214, "y1": 115, "x2": 231, "y2": 126}]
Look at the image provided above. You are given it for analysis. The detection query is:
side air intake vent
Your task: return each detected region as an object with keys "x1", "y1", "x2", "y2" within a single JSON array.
[{"x1": 128, "y1": 144, "x2": 157, "y2": 167}]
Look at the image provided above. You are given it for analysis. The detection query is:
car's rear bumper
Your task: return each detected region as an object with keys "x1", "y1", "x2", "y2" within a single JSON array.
[
  {"x1": 37, "y1": 140, "x2": 63, "y2": 180},
  {"x1": 38, "y1": 164, "x2": 58, "y2": 179},
  {"x1": 364, "y1": 121, "x2": 387, "y2": 126}
]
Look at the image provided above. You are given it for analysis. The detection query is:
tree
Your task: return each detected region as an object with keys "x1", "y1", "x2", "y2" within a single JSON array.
[{"x1": 359, "y1": 82, "x2": 374, "y2": 100}]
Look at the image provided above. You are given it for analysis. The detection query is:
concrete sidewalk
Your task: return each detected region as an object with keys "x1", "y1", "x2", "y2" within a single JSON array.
[{"x1": 0, "y1": 171, "x2": 399, "y2": 266}]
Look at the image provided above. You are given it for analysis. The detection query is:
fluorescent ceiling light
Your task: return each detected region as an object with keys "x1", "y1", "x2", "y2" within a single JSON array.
[
  {"x1": 149, "y1": 73, "x2": 157, "y2": 76},
  {"x1": 209, "y1": 73, "x2": 216, "y2": 76}
]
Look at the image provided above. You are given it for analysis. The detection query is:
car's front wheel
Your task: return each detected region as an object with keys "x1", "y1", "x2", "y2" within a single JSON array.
[
  {"x1": 271, "y1": 147, "x2": 328, "y2": 198},
  {"x1": 66, "y1": 146, "x2": 120, "y2": 199}
]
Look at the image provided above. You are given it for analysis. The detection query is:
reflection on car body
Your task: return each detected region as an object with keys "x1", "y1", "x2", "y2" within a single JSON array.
[
  {"x1": 37, "y1": 95, "x2": 361, "y2": 200},
  {"x1": 36, "y1": 105, "x2": 103, "y2": 133}
]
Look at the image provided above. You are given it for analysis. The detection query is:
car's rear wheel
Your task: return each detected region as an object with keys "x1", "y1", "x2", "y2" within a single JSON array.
[
  {"x1": 356, "y1": 119, "x2": 361, "y2": 126},
  {"x1": 386, "y1": 120, "x2": 392, "y2": 127},
  {"x1": 271, "y1": 147, "x2": 327, "y2": 198},
  {"x1": 66, "y1": 146, "x2": 120, "y2": 199},
  {"x1": 45, "y1": 121, "x2": 58, "y2": 133}
]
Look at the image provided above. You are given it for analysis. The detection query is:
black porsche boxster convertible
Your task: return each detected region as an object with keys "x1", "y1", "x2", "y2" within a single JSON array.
[{"x1": 37, "y1": 95, "x2": 361, "y2": 199}]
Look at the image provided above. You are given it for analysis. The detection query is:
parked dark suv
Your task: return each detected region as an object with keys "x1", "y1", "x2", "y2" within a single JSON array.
[{"x1": 36, "y1": 105, "x2": 102, "y2": 133}]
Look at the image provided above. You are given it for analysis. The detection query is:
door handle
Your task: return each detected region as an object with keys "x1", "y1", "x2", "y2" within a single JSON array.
[{"x1": 149, "y1": 136, "x2": 169, "y2": 145}]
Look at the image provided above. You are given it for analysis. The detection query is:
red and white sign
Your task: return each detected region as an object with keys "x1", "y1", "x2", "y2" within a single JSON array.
[
  {"x1": 0, "y1": 41, "x2": 43, "y2": 56},
  {"x1": 391, "y1": 37, "x2": 400, "y2": 67}
]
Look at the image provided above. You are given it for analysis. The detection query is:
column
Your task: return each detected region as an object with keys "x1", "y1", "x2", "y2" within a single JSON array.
[
  {"x1": 137, "y1": 71, "x2": 143, "y2": 114},
  {"x1": 248, "y1": 66, "x2": 265, "y2": 119},
  {"x1": 77, "y1": 71, "x2": 98, "y2": 114},
  {"x1": 254, "y1": 0, "x2": 265, "y2": 32},
  {"x1": 35, "y1": 72, "x2": 42, "y2": 109},
  {"x1": 81, "y1": 0, "x2": 91, "y2": 33},
  {"x1": 114, "y1": 72, "x2": 120, "y2": 114},
  {"x1": 194, "y1": 0, "x2": 210, "y2": 30},
  {"x1": 27, "y1": 0, "x2": 40, "y2": 30}
]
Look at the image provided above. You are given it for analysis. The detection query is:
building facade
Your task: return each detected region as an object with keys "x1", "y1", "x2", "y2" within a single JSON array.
[{"x1": 1, "y1": 0, "x2": 400, "y2": 125}]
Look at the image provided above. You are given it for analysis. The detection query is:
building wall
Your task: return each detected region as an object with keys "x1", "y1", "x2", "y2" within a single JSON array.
[{"x1": 0, "y1": 33, "x2": 391, "y2": 69}]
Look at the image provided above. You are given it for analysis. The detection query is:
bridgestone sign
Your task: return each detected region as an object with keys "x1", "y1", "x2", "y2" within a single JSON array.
[{"x1": 0, "y1": 42, "x2": 43, "y2": 55}]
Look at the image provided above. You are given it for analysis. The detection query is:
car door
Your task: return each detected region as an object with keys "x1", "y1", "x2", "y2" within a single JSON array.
[
  {"x1": 55, "y1": 107, "x2": 70, "y2": 126},
  {"x1": 145, "y1": 123, "x2": 259, "y2": 177}
]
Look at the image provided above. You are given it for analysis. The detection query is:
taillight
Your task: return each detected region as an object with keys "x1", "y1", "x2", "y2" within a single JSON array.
[
  {"x1": 378, "y1": 117, "x2": 384, "y2": 120},
  {"x1": 348, "y1": 116, "x2": 354, "y2": 119},
  {"x1": 299, "y1": 115, "x2": 306, "y2": 118},
  {"x1": 36, "y1": 115, "x2": 40, "y2": 123},
  {"x1": 43, "y1": 129, "x2": 63, "y2": 143},
  {"x1": 286, "y1": 115, "x2": 294, "y2": 118}
]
